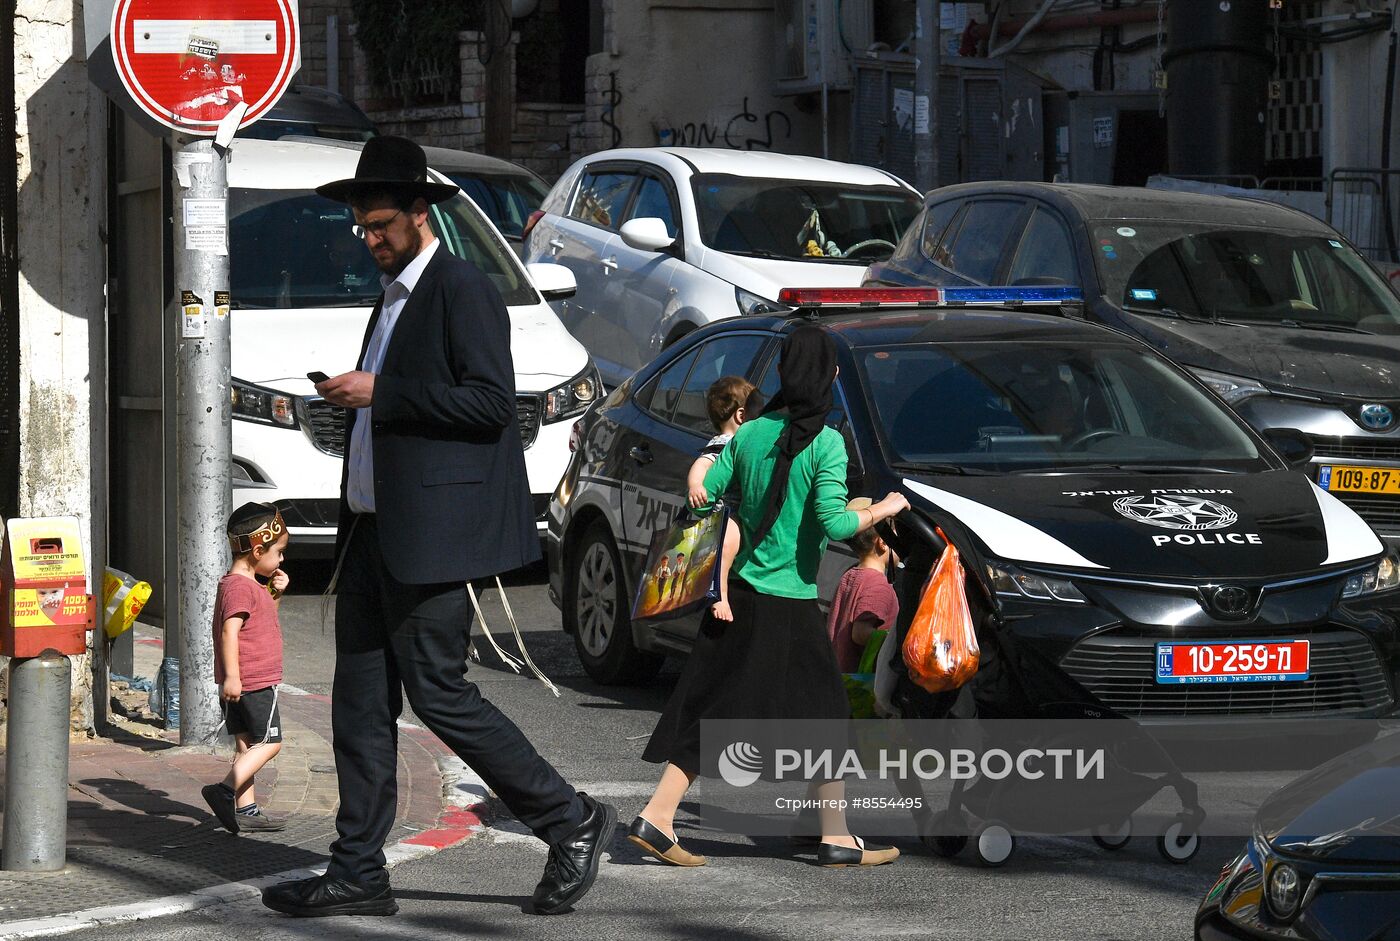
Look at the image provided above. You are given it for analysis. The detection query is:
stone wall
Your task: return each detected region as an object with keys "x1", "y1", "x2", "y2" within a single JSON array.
[
  {"x1": 297, "y1": 0, "x2": 355, "y2": 96},
  {"x1": 513, "y1": 104, "x2": 583, "y2": 182}
]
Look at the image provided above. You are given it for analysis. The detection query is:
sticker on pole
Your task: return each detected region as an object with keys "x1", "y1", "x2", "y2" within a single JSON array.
[{"x1": 110, "y1": 0, "x2": 299, "y2": 135}]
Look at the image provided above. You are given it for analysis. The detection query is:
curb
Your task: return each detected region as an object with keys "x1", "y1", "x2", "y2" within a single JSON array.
[{"x1": 0, "y1": 725, "x2": 495, "y2": 941}]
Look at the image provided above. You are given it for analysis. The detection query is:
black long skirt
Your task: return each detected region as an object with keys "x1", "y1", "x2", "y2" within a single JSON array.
[{"x1": 642, "y1": 577, "x2": 849, "y2": 776}]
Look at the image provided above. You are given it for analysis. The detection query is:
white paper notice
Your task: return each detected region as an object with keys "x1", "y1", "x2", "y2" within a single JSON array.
[
  {"x1": 183, "y1": 198, "x2": 226, "y2": 227},
  {"x1": 915, "y1": 95, "x2": 930, "y2": 136},
  {"x1": 185, "y1": 226, "x2": 228, "y2": 255}
]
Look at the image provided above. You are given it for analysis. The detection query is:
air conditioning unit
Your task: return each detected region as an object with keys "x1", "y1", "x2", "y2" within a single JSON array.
[{"x1": 775, "y1": 0, "x2": 874, "y2": 96}]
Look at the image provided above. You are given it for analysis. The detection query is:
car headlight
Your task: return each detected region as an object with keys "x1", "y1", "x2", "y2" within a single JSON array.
[
  {"x1": 1342, "y1": 552, "x2": 1400, "y2": 598},
  {"x1": 543, "y1": 362, "x2": 602, "y2": 424},
  {"x1": 1189, "y1": 367, "x2": 1270, "y2": 406},
  {"x1": 736, "y1": 286, "x2": 789, "y2": 316},
  {"x1": 1266, "y1": 862, "x2": 1302, "y2": 920},
  {"x1": 231, "y1": 379, "x2": 297, "y2": 427},
  {"x1": 985, "y1": 560, "x2": 1086, "y2": 603}
]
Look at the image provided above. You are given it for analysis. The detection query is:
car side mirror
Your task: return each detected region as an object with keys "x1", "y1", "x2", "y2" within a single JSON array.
[
  {"x1": 526, "y1": 262, "x2": 577, "y2": 301},
  {"x1": 619, "y1": 217, "x2": 676, "y2": 253},
  {"x1": 1262, "y1": 427, "x2": 1315, "y2": 469}
]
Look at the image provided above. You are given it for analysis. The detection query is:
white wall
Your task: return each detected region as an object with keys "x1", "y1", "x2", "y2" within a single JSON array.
[{"x1": 13, "y1": 0, "x2": 109, "y2": 732}]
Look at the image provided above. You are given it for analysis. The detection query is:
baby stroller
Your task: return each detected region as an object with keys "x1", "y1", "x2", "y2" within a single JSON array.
[{"x1": 876, "y1": 514, "x2": 1205, "y2": 868}]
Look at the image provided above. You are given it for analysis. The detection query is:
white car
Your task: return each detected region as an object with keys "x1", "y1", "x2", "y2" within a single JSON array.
[
  {"x1": 227, "y1": 137, "x2": 596, "y2": 555},
  {"x1": 524, "y1": 147, "x2": 922, "y2": 386}
]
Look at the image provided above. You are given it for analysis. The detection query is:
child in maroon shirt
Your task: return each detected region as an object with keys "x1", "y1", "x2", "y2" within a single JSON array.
[
  {"x1": 827, "y1": 498, "x2": 900, "y2": 673},
  {"x1": 201, "y1": 502, "x2": 290, "y2": 834}
]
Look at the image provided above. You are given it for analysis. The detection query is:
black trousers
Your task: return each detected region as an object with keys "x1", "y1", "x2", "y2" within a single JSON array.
[{"x1": 327, "y1": 515, "x2": 585, "y2": 882}]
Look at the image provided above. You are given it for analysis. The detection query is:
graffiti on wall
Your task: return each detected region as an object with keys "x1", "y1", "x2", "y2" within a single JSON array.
[
  {"x1": 601, "y1": 71, "x2": 623, "y2": 148},
  {"x1": 653, "y1": 98, "x2": 793, "y2": 151}
]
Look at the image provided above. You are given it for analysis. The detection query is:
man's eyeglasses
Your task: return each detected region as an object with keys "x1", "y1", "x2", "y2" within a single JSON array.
[{"x1": 351, "y1": 209, "x2": 403, "y2": 240}]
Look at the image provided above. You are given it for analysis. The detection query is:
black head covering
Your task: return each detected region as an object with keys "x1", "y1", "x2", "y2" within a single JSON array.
[
  {"x1": 316, "y1": 135, "x2": 458, "y2": 205},
  {"x1": 752, "y1": 325, "x2": 838, "y2": 545}
]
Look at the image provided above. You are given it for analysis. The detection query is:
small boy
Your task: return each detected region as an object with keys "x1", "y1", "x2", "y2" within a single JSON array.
[
  {"x1": 687, "y1": 375, "x2": 755, "y2": 621},
  {"x1": 201, "y1": 502, "x2": 290, "y2": 834},
  {"x1": 827, "y1": 497, "x2": 900, "y2": 673}
]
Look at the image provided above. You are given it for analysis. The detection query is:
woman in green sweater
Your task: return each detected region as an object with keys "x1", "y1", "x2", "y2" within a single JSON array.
[{"x1": 628, "y1": 325, "x2": 910, "y2": 869}]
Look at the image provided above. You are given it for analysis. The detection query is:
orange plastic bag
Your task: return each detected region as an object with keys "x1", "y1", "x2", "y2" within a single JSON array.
[{"x1": 902, "y1": 540, "x2": 980, "y2": 693}]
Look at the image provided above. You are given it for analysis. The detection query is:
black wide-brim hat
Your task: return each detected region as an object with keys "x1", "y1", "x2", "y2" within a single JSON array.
[{"x1": 316, "y1": 135, "x2": 458, "y2": 205}]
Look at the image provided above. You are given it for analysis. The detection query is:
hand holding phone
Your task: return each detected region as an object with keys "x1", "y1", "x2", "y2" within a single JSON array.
[{"x1": 307, "y1": 371, "x2": 330, "y2": 384}]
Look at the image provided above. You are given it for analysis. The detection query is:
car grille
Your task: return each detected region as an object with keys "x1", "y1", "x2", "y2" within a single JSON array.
[
  {"x1": 1308, "y1": 434, "x2": 1400, "y2": 463},
  {"x1": 303, "y1": 399, "x2": 348, "y2": 457},
  {"x1": 1060, "y1": 629, "x2": 1393, "y2": 717},
  {"x1": 517, "y1": 395, "x2": 540, "y2": 449},
  {"x1": 1330, "y1": 495, "x2": 1400, "y2": 528},
  {"x1": 301, "y1": 396, "x2": 541, "y2": 456}
]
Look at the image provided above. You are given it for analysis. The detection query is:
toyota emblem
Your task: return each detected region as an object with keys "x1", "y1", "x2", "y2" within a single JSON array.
[
  {"x1": 1209, "y1": 585, "x2": 1254, "y2": 619},
  {"x1": 1360, "y1": 403, "x2": 1395, "y2": 431}
]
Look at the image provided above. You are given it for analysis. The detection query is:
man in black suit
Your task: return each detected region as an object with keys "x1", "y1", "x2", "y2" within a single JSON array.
[{"x1": 262, "y1": 137, "x2": 614, "y2": 918}]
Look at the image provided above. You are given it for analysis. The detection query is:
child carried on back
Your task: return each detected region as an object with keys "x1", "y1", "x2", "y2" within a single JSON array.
[{"x1": 686, "y1": 376, "x2": 755, "y2": 621}]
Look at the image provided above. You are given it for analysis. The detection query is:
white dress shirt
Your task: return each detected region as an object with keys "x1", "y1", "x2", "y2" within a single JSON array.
[{"x1": 346, "y1": 238, "x2": 441, "y2": 514}]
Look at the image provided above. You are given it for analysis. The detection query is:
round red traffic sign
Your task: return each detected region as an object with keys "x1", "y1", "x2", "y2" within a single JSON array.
[{"x1": 111, "y1": 0, "x2": 299, "y2": 134}]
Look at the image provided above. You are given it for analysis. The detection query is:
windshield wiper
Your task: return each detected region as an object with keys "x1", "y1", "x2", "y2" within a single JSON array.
[
  {"x1": 891, "y1": 462, "x2": 999, "y2": 476},
  {"x1": 722, "y1": 249, "x2": 796, "y2": 261},
  {"x1": 1273, "y1": 319, "x2": 1372, "y2": 335},
  {"x1": 1122, "y1": 304, "x2": 1216, "y2": 324},
  {"x1": 1010, "y1": 463, "x2": 1237, "y2": 475}
]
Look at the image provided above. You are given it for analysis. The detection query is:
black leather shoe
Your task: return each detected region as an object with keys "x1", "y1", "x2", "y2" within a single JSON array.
[
  {"x1": 817, "y1": 836, "x2": 900, "y2": 868},
  {"x1": 261, "y1": 874, "x2": 398, "y2": 917},
  {"x1": 532, "y1": 792, "x2": 617, "y2": 915},
  {"x1": 201, "y1": 784, "x2": 239, "y2": 834}
]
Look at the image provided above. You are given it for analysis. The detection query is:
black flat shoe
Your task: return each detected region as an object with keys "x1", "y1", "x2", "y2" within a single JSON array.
[
  {"x1": 788, "y1": 807, "x2": 820, "y2": 848},
  {"x1": 201, "y1": 784, "x2": 239, "y2": 834},
  {"x1": 626, "y1": 816, "x2": 706, "y2": 867},
  {"x1": 817, "y1": 836, "x2": 900, "y2": 868},
  {"x1": 532, "y1": 792, "x2": 617, "y2": 915},
  {"x1": 261, "y1": 874, "x2": 398, "y2": 917}
]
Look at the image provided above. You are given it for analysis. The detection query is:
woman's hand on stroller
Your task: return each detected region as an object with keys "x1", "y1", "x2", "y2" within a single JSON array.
[{"x1": 711, "y1": 599, "x2": 733, "y2": 621}]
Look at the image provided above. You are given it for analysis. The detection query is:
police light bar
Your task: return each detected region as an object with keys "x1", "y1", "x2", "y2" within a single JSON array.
[{"x1": 776, "y1": 286, "x2": 1083, "y2": 309}]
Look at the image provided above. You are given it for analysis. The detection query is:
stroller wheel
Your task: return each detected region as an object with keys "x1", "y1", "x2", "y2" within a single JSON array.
[
  {"x1": 1092, "y1": 818, "x2": 1132, "y2": 851},
  {"x1": 974, "y1": 823, "x2": 1015, "y2": 868},
  {"x1": 1156, "y1": 822, "x2": 1200, "y2": 864},
  {"x1": 920, "y1": 811, "x2": 969, "y2": 858}
]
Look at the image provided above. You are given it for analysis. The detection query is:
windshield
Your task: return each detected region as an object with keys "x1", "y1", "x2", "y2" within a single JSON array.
[
  {"x1": 229, "y1": 189, "x2": 536, "y2": 309},
  {"x1": 861, "y1": 340, "x2": 1267, "y2": 473},
  {"x1": 1094, "y1": 223, "x2": 1400, "y2": 334},
  {"x1": 691, "y1": 173, "x2": 921, "y2": 263},
  {"x1": 447, "y1": 171, "x2": 549, "y2": 240}
]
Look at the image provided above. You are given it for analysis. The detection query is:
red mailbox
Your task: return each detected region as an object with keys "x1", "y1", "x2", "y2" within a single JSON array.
[{"x1": 0, "y1": 517, "x2": 92, "y2": 657}]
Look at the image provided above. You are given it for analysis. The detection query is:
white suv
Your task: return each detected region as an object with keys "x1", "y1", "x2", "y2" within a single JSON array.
[
  {"x1": 524, "y1": 147, "x2": 922, "y2": 386},
  {"x1": 228, "y1": 138, "x2": 596, "y2": 554}
]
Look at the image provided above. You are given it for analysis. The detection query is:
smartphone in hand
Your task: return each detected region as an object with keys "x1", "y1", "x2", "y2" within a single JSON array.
[{"x1": 307, "y1": 371, "x2": 330, "y2": 384}]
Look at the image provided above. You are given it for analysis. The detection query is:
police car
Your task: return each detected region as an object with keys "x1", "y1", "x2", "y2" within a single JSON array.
[{"x1": 545, "y1": 286, "x2": 1400, "y2": 724}]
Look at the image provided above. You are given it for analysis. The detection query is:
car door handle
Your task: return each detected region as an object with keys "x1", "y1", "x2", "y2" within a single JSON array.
[
  {"x1": 548, "y1": 238, "x2": 565, "y2": 252},
  {"x1": 629, "y1": 445, "x2": 653, "y2": 465},
  {"x1": 602, "y1": 257, "x2": 619, "y2": 271}
]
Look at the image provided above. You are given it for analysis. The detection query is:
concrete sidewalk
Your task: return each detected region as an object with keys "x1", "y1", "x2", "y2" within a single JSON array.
[{"x1": 0, "y1": 628, "x2": 486, "y2": 938}]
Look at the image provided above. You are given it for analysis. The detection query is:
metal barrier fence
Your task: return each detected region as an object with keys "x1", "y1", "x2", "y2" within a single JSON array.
[{"x1": 1327, "y1": 167, "x2": 1400, "y2": 264}]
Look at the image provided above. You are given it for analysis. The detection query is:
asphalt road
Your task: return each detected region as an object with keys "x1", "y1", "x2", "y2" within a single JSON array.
[{"x1": 59, "y1": 560, "x2": 1309, "y2": 941}]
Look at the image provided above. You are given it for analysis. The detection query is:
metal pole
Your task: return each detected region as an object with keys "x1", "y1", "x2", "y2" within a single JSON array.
[
  {"x1": 914, "y1": 0, "x2": 942, "y2": 193},
  {"x1": 171, "y1": 134, "x2": 231, "y2": 746},
  {"x1": 2, "y1": 654, "x2": 71, "y2": 871}
]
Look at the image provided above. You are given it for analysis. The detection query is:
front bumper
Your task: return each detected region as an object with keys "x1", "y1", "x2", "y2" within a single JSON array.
[
  {"x1": 232, "y1": 398, "x2": 574, "y2": 552},
  {"x1": 1197, "y1": 838, "x2": 1400, "y2": 941},
  {"x1": 993, "y1": 571, "x2": 1400, "y2": 723}
]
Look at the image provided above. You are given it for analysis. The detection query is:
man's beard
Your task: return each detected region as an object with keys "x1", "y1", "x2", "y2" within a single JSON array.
[{"x1": 379, "y1": 225, "x2": 425, "y2": 277}]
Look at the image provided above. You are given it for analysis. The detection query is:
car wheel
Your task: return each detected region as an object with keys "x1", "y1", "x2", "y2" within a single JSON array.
[{"x1": 567, "y1": 520, "x2": 664, "y2": 685}]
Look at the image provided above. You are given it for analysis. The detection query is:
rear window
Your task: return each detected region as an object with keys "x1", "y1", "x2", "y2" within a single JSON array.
[
  {"x1": 230, "y1": 189, "x2": 536, "y2": 309},
  {"x1": 448, "y1": 171, "x2": 549, "y2": 240}
]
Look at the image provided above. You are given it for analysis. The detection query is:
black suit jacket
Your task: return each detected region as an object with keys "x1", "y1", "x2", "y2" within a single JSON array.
[{"x1": 334, "y1": 245, "x2": 541, "y2": 584}]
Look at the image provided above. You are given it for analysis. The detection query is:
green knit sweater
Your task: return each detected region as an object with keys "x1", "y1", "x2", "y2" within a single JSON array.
[{"x1": 701, "y1": 413, "x2": 860, "y2": 599}]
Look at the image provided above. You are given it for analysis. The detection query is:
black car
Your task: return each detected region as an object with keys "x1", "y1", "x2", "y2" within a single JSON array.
[
  {"x1": 865, "y1": 182, "x2": 1400, "y2": 547},
  {"x1": 421, "y1": 145, "x2": 551, "y2": 253},
  {"x1": 545, "y1": 286, "x2": 1400, "y2": 726},
  {"x1": 1196, "y1": 730, "x2": 1400, "y2": 940},
  {"x1": 241, "y1": 85, "x2": 377, "y2": 141}
]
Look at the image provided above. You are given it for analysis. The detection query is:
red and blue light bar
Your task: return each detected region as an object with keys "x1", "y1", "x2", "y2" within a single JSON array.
[{"x1": 776, "y1": 286, "x2": 1083, "y2": 309}]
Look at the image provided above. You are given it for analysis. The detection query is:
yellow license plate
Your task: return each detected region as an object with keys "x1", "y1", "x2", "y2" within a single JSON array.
[{"x1": 1319, "y1": 465, "x2": 1400, "y2": 494}]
